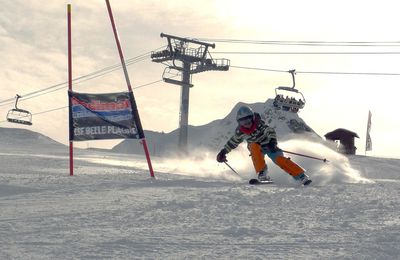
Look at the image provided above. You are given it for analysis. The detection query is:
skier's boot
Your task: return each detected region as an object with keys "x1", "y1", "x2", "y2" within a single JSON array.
[
  {"x1": 258, "y1": 170, "x2": 271, "y2": 181},
  {"x1": 298, "y1": 173, "x2": 312, "y2": 185}
]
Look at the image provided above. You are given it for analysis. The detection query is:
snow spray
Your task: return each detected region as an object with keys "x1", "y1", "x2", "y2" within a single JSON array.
[
  {"x1": 158, "y1": 140, "x2": 372, "y2": 185},
  {"x1": 277, "y1": 140, "x2": 373, "y2": 185}
]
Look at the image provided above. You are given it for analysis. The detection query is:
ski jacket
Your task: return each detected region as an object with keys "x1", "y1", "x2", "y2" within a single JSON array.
[{"x1": 223, "y1": 112, "x2": 277, "y2": 153}]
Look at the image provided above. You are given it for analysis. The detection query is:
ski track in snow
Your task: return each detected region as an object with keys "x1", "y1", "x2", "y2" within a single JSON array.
[{"x1": 0, "y1": 145, "x2": 399, "y2": 259}]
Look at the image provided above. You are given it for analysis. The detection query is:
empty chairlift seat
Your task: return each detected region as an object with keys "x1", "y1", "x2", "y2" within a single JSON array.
[{"x1": 6, "y1": 95, "x2": 32, "y2": 125}]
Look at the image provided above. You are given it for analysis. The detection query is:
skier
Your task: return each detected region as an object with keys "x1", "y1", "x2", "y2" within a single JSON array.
[{"x1": 216, "y1": 105, "x2": 311, "y2": 185}]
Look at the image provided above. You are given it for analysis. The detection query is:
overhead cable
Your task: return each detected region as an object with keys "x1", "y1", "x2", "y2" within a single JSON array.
[
  {"x1": 198, "y1": 38, "x2": 400, "y2": 47},
  {"x1": 0, "y1": 46, "x2": 165, "y2": 107},
  {"x1": 212, "y1": 51, "x2": 400, "y2": 55},
  {"x1": 0, "y1": 78, "x2": 165, "y2": 124},
  {"x1": 230, "y1": 65, "x2": 400, "y2": 76}
]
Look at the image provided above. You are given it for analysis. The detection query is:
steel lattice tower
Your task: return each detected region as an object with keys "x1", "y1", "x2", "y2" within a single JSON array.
[{"x1": 151, "y1": 33, "x2": 230, "y2": 153}]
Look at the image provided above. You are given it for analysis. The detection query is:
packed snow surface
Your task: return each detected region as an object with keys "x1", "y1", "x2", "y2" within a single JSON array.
[{"x1": 0, "y1": 137, "x2": 399, "y2": 259}]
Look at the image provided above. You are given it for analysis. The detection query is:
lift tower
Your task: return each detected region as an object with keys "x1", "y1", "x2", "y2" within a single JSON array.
[{"x1": 151, "y1": 33, "x2": 230, "y2": 153}]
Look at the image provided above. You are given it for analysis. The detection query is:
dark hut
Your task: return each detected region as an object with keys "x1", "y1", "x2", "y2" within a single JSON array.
[{"x1": 325, "y1": 128, "x2": 359, "y2": 155}]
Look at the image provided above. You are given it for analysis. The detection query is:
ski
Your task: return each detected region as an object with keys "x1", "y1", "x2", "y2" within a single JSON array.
[
  {"x1": 249, "y1": 178, "x2": 274, "y2": 185},
  {"x1": 249, "y1": 178, "x2": 312, "y2": 186}
]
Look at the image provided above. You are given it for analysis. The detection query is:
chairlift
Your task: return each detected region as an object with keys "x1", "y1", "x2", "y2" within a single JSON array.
[
  {"x1": 6, "y1": 94, "x2": 32, "y2": 125},
  {"x1": 273, "y1": 70, "x2": 306, "y2": 112},
  {"x1": 162, "y1": 66, "x2": 193, "y2": 87}
]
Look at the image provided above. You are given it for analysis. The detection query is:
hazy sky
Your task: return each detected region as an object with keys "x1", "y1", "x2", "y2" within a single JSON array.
[{"x1": 1, "y1": 0, "x2": 400, "y2": 158}]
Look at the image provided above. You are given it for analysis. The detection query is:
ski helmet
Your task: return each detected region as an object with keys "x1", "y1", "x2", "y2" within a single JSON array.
[{"x1": 236, "y1": 105, "x2": 254, "y2": 122}]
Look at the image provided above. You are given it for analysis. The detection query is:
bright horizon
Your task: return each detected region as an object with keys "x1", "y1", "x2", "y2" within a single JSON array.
[{"x1": 1, "y1": 0, "x2": 399, "y2": 159}]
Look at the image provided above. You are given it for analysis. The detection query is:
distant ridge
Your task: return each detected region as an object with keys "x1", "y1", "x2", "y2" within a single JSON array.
[
  {"x1": 0, "y1": 127, "x2": 66, "y2": 151},
  {"x1": 112, "y1": 98, "x2": 322, "y2": 156}
]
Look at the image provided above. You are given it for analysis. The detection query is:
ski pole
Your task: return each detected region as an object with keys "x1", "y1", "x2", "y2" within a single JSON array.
[
  {"x1": 281, "y1": 150, "x2": 329, "y2": 163},
  {"x1": 224, "y1": 161, "x2": 241, "y2": 176}
]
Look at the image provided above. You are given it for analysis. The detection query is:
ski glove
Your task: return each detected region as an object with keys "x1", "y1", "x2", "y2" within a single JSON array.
[
  {"x1": 217, "y1": 148, "x2": 228, "y2": 162},
  {"x1": 266, "y1": 138, "x2": 280, "y2": 153}
]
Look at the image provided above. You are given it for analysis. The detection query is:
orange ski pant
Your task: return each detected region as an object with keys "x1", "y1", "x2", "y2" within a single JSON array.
[{"x1": 249, "y1": 143, "x2": 304, "y2": 178}]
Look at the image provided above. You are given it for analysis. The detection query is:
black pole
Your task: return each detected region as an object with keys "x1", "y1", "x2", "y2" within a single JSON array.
[{"x1": 282, "y1": 149, "x2": 329, "y2": 163}]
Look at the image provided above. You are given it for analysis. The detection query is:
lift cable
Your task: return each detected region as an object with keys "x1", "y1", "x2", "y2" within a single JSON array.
[
  {"x1": 0, "y1": 46, "x2": 165, "y2": 107},
  {"x1": 197, "y1": 38, "x2": 400, "y2": 47},
  {"x1": 2, "y1": 62, "x2": 399, "y2": 125},
  {"x1": 230, "y1": 65, "x2": 400, "y2": 76},
  {"x1": 212, "y1": 51, "x2": 400, "y2": 55},
  {"x1": 0, "y1": 78, "x2": 165, "y2": 124}
]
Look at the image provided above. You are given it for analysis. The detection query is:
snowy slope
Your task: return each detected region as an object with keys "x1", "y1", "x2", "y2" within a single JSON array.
[
  {"x1": 0, "y1": 129, "x2": 399, "y2": 259},
  {"x1": 0, "y1": 127, "x2": 66, "y2": 153},
  {"x1": 112, "y1": 99, "x2": 321, "y2": 156}
]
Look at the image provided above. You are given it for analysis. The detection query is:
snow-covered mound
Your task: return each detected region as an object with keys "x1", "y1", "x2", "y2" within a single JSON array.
[
  {"x1": 0, "y1": 127, "x2": 66, "y2": 152},
  {"x1": 113, "y1": 98, "x2": 321, "y2": 156}
]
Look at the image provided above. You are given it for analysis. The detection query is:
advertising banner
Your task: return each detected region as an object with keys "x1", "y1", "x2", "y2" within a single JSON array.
[{"x1": 68, "y1": 91, "x2": 142, "y2": 141}]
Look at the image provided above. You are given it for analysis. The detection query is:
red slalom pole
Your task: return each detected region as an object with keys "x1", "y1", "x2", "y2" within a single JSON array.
[
  {"x1": 67, "y1": 4, "x2": 74, "y2": 176},
  {"x1": 105, "y1": 0, "x2": 155, "y2": 178},
  {"x1": 282, "y1": 149, "x2": 329, "y2": 163}
]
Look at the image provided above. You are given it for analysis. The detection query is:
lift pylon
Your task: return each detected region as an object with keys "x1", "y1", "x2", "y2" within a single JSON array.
[{"x1": 151, "y1": 33, "x2": 230, "y2": 153}]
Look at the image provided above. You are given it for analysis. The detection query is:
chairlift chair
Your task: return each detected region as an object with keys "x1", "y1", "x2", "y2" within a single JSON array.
[
  {"x1": 6, "y1": 94, "x2": 32, "y2": 125},
  {"x1": 273, "y1": 70, "x2": 306, "y2": 112},
  {"x1": 162, "y1": 66, "x2": 193, "y2": 87}
]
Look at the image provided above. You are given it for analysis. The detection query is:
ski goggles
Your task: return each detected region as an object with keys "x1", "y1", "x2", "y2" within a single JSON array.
[{"x1": 238, "y1": 116, "x2": 253, "y2": 126}]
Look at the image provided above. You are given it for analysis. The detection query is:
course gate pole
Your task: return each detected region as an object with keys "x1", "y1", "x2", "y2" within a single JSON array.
[
  {"x1": 105, "y1": 0, "x2": 155, "y2": 178},
  {"x1": 67, "y1": 4, "x2": 74, "y2": 176}
]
